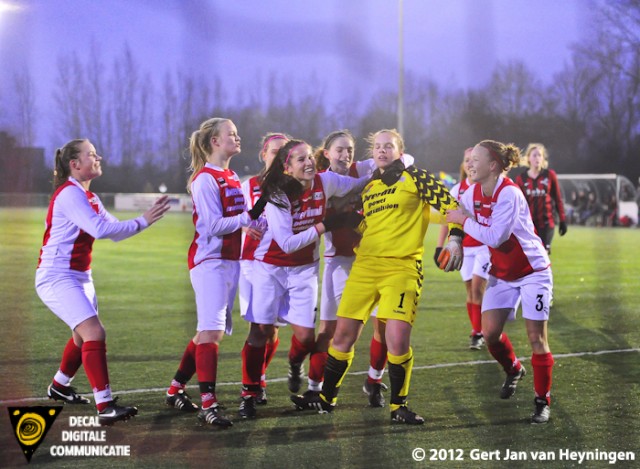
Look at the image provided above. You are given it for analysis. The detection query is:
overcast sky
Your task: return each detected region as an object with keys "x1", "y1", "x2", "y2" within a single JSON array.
[{"x1": 0, "y1": 0, "x2": 594, "y2": 153}]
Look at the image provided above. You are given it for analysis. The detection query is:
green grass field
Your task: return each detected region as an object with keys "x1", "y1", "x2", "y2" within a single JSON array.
[{"x1": 1, "y1": 208, "x2": 639, "y2": 468}]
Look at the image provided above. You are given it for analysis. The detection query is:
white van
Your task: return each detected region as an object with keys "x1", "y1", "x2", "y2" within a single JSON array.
[{"x1": 557, "y1": 174, "x2": 638, "y2": 226}]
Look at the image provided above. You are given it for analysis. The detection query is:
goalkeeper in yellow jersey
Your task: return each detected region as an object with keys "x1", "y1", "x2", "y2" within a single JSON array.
[{"x1": 291, "y1": 128, "x2": 464, "y2": 424}]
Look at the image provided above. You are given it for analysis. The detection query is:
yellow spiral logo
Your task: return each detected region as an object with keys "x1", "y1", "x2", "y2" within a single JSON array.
[{"x1": 16, "y1": 413, "x2": 46, "y2": 446}]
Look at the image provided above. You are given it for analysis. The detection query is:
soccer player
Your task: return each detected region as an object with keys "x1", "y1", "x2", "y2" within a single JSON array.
[
  {"x1": 239, "y1": 132, "x2": 290, "y2": 405},
  {"x1": 164, "y1": 118, "x2": 266, "y2": 428},
  {"x1": 434, "y1": 148, "x2": 490, "y2": 350},
  {"x1": 292, "y1": 129, "x2": 464, "y2": 425},
  {"x1": 37, "y1": 139, "x2": 170, "y2": 426},
  {"x1": 446, "y1": 139, "x2": 554, "y2": 424},
  {"x1": 514, "y1": 143, "x2": 567, "y2": 254},
  {"x1": 295, "y1": 130, "x2": 415, "y2": 408},
  {"x1": 238, "y1": 139, "x2": 367, "y2": 419}
]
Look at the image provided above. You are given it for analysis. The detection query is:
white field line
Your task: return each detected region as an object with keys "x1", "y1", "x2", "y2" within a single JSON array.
[{"x1": 1, "y1": 347, "x2": 637, "y2": 405}]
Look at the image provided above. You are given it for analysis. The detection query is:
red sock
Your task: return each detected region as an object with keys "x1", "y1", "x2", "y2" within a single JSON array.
[
  {"x1": 196, "y1": 343, "x2": 219, "y2": 408},
  {"x1": 288, "y1": 335, "x2": 314, "y2": 364},
  {"x1": 242, "y1": 342, "x2": 266, "y2": 394},
  {"x1": 308, "y1": 351, "x2": 328, "y2": 383},
  {"x1": 53, "y1": 338, "x2": 83, "y2": 387},
  {"x1": 470, "y1": 303, "x2": 482, "y2": 335},
  {"x1": 261, "y1": 338, "x2": 280, "y2": 388},
  {"x1": 82, "y1": 341, "x2": 111, "y2": 411},
  {"x1": 466, "y1": 302, "x2": 474, "y2": 333},
  {"x1": 487, "y1": 333, "x2": 520, "y2": 374},
  {"x1": 168, "y1": 340, "x2": 196, "y2": 395},
  {"x1": 531, "y1": 352, "x2": 554, "y2": 405},
  {"x1": 368, "y1": 337, "x2": 387, "y2": 384},
  {"x1": 195, "y1": 343, "x2": 218, "y2": 384}
]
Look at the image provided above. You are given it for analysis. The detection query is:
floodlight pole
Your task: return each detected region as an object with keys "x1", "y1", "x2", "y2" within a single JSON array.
[{"x1": 398, "y1": 0, "x2": 405, "y2": 136}]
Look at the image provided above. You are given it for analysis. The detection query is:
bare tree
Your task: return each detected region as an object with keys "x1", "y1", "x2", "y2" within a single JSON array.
[
  {"x1": 13, "y1": 65, "x2": 37, "y2": 146},
  {"x1": 574, "y1": 0, "x2": 640, "y2": 165},
  {"x1": 53, "y1": 52, "x2": 86, "y2": 140}
]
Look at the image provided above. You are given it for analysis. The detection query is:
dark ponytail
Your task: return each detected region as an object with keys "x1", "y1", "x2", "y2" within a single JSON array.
[
  {"x1": 53, "y1": 139, "x2": 86, "y2": 190},
  {"x1": 260, "y1": 139, "x2": 307, "y2": 209}
]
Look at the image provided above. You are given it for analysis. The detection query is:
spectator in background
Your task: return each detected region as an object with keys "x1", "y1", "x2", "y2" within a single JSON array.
[
  {"x1": 604, "y1": 194, "x2": 618, "y2": 227},
  {"x1": 515, "y1": 143, "x2": 567, "y2": 254}
]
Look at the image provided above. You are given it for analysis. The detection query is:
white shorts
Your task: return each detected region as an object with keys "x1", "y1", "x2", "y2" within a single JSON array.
[
  {"x1": 35, "y1": 268, "x2": 98, "y2": 330},
  {"x1": 190, "y1": 259, "x2": 239, "y2": 335},
  {"x1": 249, "y1": 261, "x2": 319, "y2": 329},
  {"x1": 238, "y1": 260, "x2": 253, "y2": 319},
  {"x1": 320, "y1": 256, "x2": 353, "y2": 321},
  {"x1": 239, "y1": 260, "x2": 288, "y2": 326},
  {"x1": 482, "y1": 268, "x2": 553, "y2": 321},
  {"x1": 460, "y1": 245, "x2": 491, "y2": 282}
]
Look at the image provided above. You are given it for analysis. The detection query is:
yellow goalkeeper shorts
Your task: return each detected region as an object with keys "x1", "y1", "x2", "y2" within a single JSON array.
[{"x1": 336, "y1": 256, "x2": 423, "y2": 326}]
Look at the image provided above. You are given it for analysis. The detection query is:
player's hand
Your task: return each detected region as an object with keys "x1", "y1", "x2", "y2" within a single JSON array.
[
  {"x1": 248, "y1": 196, "x2": 268, "y2": 220},
  {"x1": 438, "y1": 235, "x2": 463, "y2": 272},
  {"x1": 322, "y1": 212, "x2": 364, "y2": 231},
  {"x1": 433, "y1": 247, "x2": 443, "y2": 268},
  {"x1": 143, "y1": 195, "x2": 170, "y2": 225},
  {"x1": 446, "y1": 208, "x2": 472, "y2": 225},
  {"x1": 246, "y1": 218, "x2": 267, "y2": 240},
  {"x1": 559, "y1": 221, "x2": 568, "y2": 236}
]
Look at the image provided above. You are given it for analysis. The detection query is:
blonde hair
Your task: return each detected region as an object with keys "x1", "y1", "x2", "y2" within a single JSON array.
[
  {"x1": 53, "y1": 139, "x2": 87, "y2": 190},
  {"x1": 314, "y1": 129, "x2": 355, "y2": 171},
  {"x1": 522, "y1": 143, "x2": 549, "y2": 169},
  {"x1": 366, "y1": 128, "x2": 405, "y2": 157},
  {"x1": 259, "y1": 132, "x2": 289, "y2": 161},
  {"x1": 187, "y1": 117, "x2": 230, "y2": 192},
  {"x1": 477, "y1": 140, "x2": 521, "y2": 172}
]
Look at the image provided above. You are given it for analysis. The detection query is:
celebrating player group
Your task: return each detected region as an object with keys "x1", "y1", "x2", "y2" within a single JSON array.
[{"x1": 37, "y1": 117, "x2": 557, "y2": 429}]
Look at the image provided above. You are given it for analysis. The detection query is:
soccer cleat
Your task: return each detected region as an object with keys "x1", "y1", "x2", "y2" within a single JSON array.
[
  {"x1": 287, "y1": 361, "x2": 305, "y2": 393},
  {"x1": 238, "y1": 395, "x2": 257, "y2": 419},
  {"x1": 98, "y1": 399, "x2": 138, "y2": 426},
  {"x1": 47, "y1": 382, "x2": 91, "y2": 404},
  {"x1": 291, "y1": 391, "x2": 334, "y2": 413},
  {"x1": 290, "y1": 390, "x2": 321, "y2": 411},
  {"x1": 256, "y1": 387, "x2": 268, "y2": 406},
  {"x1": 390, "y1": 406, "x2": 425, "y2": 425},
  {"x1": 469, "y1": 333, "x2": 485, "y2": 350},
  {"x1": 362, "y1": 379, "x2": 387, "y2": 408},
  {"x1": 197, "y1": 404, "x2": 233, "y2": 428},
  {"x1": 165, "y1": 389, "x2": 198, "y2": 412},
  {"x1": 500, "y1": 365, "x2": 527, "y2": 399},
  {"x1": 531, "y1": 398, "x2": 550, "y2": 424}
]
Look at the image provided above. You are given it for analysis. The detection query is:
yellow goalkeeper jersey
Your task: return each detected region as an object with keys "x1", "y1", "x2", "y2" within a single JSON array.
[{"x1": 356, "y1": 161, "x2": 462, "y2": 261}]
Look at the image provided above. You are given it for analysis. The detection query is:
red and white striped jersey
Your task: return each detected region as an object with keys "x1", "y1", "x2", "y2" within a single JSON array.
[
  {"x1": 460, "y1": 176, "x2": 550, "y2": 281},
  {"x1": 38, "y1": 178, "x2": 147, "y2": 272},
  {"x1": 323, "y1": 163, "x2": 361, "y2": 258},
  {"x1": 451, "y1": 178, "x2": 483, "y2": 248},
  {"x1": 514, "y1": 168, "x2": 566, "y2": 229},
  {"x1": 188, "y1": 164, "x2": 250, "y2": 269},
  {"x1": 254, "y1": 171, "x2": 368, "y2": 267},
  {"x1": 240, "y1": 175, "x2": 263, "y2": 261}
]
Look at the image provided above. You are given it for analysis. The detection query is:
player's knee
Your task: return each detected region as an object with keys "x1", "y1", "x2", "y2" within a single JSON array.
[
  {"x1": 295, "y1": 329, "x2": 316, "y2": 346},
  {"x1": 527, "y1": 332, "x2": 548, "y2": 352},
  {"x1": 318, "y1": 320, "x2": 337, "y2": 337},
  {"x1": 247, "y1": 323, "x2": 272, "y2": 346},
  {"x1": 482, "y1": 327, "x2": 502, "y2": 345}
]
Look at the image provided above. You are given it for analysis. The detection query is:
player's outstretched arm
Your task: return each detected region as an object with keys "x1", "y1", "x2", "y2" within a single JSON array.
[{"x1": 143, "y1": 195, "x2": 171, "y2": 226}]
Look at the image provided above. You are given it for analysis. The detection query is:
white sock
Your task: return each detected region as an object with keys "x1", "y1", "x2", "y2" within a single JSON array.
[
  {"x1": 307, "y1": 379, "x2": 323, "y2": 392},
  {"x1": 368, "y1": 366, "x2": 385, "y2": 381},
  {"x1": 53, "y1": 370, "x2": 72, "y2": 387}
]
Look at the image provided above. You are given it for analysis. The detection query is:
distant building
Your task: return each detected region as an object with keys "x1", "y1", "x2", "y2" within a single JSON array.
[{"x1": 0, "y1": 131, "x2": 47, "y2": 193}]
